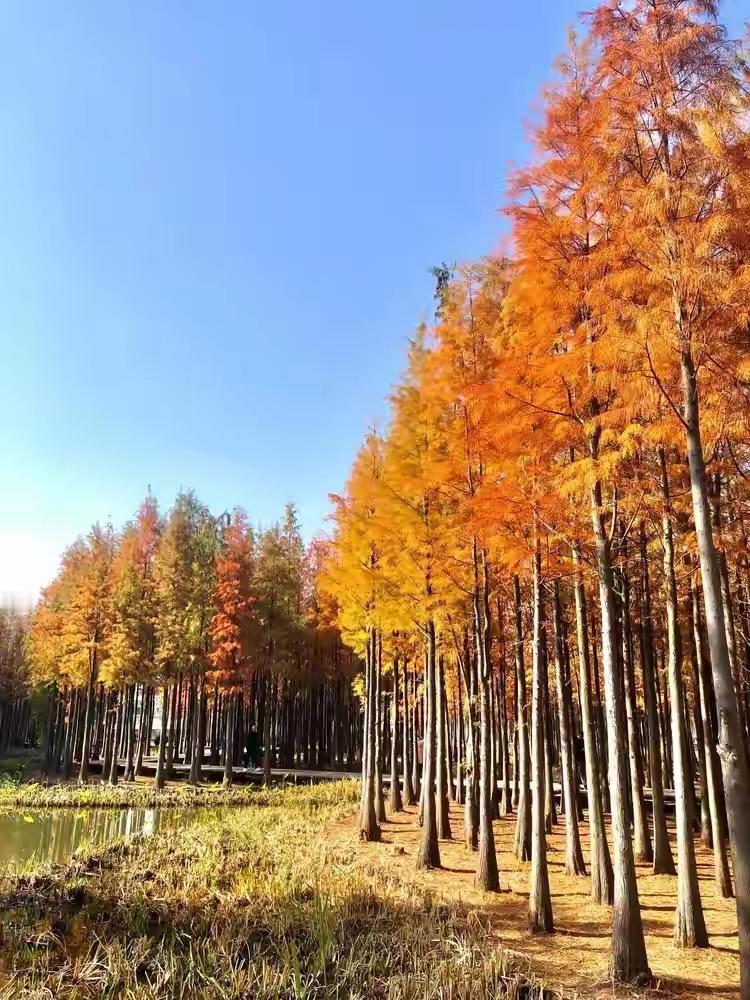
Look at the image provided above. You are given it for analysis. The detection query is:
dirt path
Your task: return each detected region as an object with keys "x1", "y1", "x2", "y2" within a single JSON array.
[{"x1": 328, "y1": 800, "x2": 739, "y2": 999}]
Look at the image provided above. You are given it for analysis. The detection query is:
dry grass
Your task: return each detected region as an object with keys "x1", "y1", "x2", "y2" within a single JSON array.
[
  {"x1": 0, "y1": 778, "x2": 275, "y2": 810},
  {"x1": 0, "y1": 780, "x2": 547, "y2": 1000},
  {"x1": 338, "y1": 799, "x2": 739, "y2": 1000}
]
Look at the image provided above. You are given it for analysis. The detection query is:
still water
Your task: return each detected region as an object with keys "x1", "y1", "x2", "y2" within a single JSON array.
[{"x1": 0, "y1": 807, "x2": 211, "y2": 868}]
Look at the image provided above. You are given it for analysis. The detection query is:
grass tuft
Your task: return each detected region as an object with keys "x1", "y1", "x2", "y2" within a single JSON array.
[{"x1": 0, "y1": 779, "x2": 286, "y2": 810}]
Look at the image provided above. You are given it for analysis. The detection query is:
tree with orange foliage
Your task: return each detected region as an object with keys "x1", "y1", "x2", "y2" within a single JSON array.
[
  {"x1": 587, "y1": 0, "x2": 750, "y2": 975},
  {"x1": 209, "y1": 508, "x2": 255, "y2": 787},
  {"x1": 104, "y1": 492, "x2": 161, "y2": 784},
  {"x1": 501, "y1": 27, "x2": 653, "y2": 971}
]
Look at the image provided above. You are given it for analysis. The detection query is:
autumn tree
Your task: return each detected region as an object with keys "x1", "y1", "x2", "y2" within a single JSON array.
[{"x1": 209, "y1": 508, "x2": 255, "y2": 786}]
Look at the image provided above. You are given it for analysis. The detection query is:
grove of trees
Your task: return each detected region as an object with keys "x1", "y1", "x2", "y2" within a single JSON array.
[
  {"x1": 320, "y1": 0, "x2": 750, "y2": 993},
  {"x1": 23, "y1": 493, "x2": 361, "y2": 789}
]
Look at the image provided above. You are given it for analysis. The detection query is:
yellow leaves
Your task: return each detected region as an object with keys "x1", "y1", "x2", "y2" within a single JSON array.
[
  {"x1": 600, "y1": 422, "x2": 643, "y2": 460},
  {"x1": 695, "y1": 116, "x2": 725, "y2": 159}
]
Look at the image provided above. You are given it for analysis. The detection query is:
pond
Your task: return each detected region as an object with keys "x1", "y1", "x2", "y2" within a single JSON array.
[{"x1": 0, "y1": 807, "x2": 215, "y2": 868}]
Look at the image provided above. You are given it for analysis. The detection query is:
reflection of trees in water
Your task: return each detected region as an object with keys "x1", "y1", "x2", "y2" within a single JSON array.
[
  {"x1": 0, "y1": 806, "x2": 218, "y2": 867},
  {"x1": 0, "y1": 807, "x2": 158, "y2": 866}
]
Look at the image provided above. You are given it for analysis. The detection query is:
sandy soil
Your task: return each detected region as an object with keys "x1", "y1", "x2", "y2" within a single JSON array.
[{"x1": 330, "y1": 800, "x2": 739, "y2": 999}]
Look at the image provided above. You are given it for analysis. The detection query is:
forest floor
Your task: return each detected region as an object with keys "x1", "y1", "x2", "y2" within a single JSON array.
[{"x1": 332, "y1": 799, "x2": 739, "y2": 1000}]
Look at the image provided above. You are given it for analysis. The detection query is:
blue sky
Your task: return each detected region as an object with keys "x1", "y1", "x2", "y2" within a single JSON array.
[{"x1": 0, "y1": 1, "x2": 745, "y2": 605}]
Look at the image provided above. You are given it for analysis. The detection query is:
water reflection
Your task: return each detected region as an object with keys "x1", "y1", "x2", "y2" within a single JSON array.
[{"x1": 0, "y1": 806, "x2": 209, "y2": 867}]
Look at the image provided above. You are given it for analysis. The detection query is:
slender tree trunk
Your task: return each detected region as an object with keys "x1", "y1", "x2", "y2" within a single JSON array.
[
  {"x1": 78, "y1": 651, "x2": 98, "y2": 785},
  {"x1": 223, "y1": 693, "x2": 235, "y2": 787},
  {"x1": 572, "y1": 547, "x2": 613, "y2": 903},
  {"x1": 165, "y1": 680, "x2": 178, "y2": 778},
  {"x1": 124, "y1": 685, "x2": 137, "y2": 781},
  {"x1": 390, "y1": 658, "x2": 403, "y2": 812},
  {"x1": 659, "y1": 449, "x2": 708, "y2": 947},
  {"x1": 411, "y1": 664, "x2": 421, "y2": 799},
  {"x1": 489, "y1": 670, "x2": 500, "y2": 821},
  {"x1": 553, "y1": 581, "x2": 586, "y2": 875},
  {"x1": 189, "y1": 677, "x2": 203, "y2": 786},
  {"x1": 619, "y1": 562, "x2": 652, "y2": 863},
  {"x1": 109, "y1": 689, "x2": 122, "y2": 786},
  {"x1": 62, "y1": 690, "x2": 78, "y2": 780},
  {"x1": 360, "y1": 629, "x2": 381, "y2": 841},
  {"x1": 101, "y1": 691, "x2": 114, "y2": 781},
  {"x1": 42, "y1": 685, "x2": 57, "y2": 775},
  {"x1": 498, "y1": 627, "x2": 511, "y2": 815},
  {"x1": 692, "y1": 572, "x2": 734, "y2": 898},
  {"x1": 375, "y1": 637, "x2": 386, "y2": 822},
  {"x1": 590, "y1": 467, "x2": 649, "y2": 983},
  {"x1": 51, "y1": 687, "x2": 67, "y2": 774},
  {"x1": 462, "y1": 635, "x2": 479, "y2": 851},
  {"x1": 528, "y1": 542, "x2": 552, "y2": 931},
  {"x1": 475, "y1": 546, "x2": 499, "y2": 890},
  {"x1": 263, "y1": 669, "x2": 273, "y2": 786},
  {"x1": 155, "y1": 683, "x2": 170, "y2": 790},
  {"x1": 684, "y1": 568, "x2": 712, "y2": 847},
  {"x1": 636, "y1": 523, "x2": 676, "y2": 875},
  {"x1": 416, "y1": 619, "x2": 440, "y2": 869},
  {"x1": 445, "y1": 679, "x2": 456, "y2": 803},
  {"x1": 590, "y1": 621, "x2": 610, "y2": 816},
  {"x1": 455, "y1": 661, "x2": 465, "y2": 807},
  {"x1": 401, "y1": 662, "x2": 416, "y2": 805},
  {"x1": 136, "y1": 685, "x2": 149, "y2": 776},
  {"x1": 543, "y1": 665, "x2": 556, "y2": 834},
  {"x1": 681, "y1": 352, "x2": 750, "y2": 992},
  {"x1": 436, "y1": 653, "x2": 451, "y2": 838},
  {"x1": 514, "y1": 576, "x2": 532, "y2": 862}
]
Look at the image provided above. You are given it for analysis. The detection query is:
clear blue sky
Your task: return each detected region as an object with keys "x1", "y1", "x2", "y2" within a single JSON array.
[{"x1": 0, "y1": 1, "x2": 745, "y2": 605}]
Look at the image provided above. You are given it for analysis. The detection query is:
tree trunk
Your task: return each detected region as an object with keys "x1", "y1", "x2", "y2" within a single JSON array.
[
  {"x1": 154, "y1": 683, "x2": 170, "y2": 790},
  {"x1": 618, "y1": 560, "x2": 652, "y2": 864},
  {"x1": 78, "y1": 651, "x2": 98, "y2": 785},
  {"x1": 436, "y1": 654, "x2": 451, "y2": 838},
  {"x1": 360, "y1": 629, "x2": 381, "y2": 841},
  {"x1": 513, "y1": 576, "x2": 532, "y2": 862},
  {"x1": 498, "y1": 628, "x2": 511, "y2": 815},
  {"x1": 590, "y1": 470, "x2": 649, "y2": 983},
  {"x1": 136, "y1": 685, "x2": 149, "y2": 776},
  {"x1": 684, "y1": 570, "x2": 713, "y2": 847},
  {"x1": 411, "y1": 664, "x2": 421, "y2": 800},
  {"x1": 416, "y1": 619, "x2": 440, "y2": 869},
  {"x1": 263, "y1": 670, "x2": 273, "y2": 786},
  {"x1": 572, "y1": 547, "x2": 613, "y2": 904},
  {"x1": 401, "y1": 662, "x2": 416, "y2": 805},
  {"x1": 101, "y1": 691, "x2": 114, "y2": 781},
  {"x1": 553, "y1": 581, "x2": 586, "y2": 875},
  {"x1": 189, "y1": 677, "x2": 203, "y2": 786},
  {"x1": 375, "y1": 637, "x2": 387, "y2": 822},
  {"x1": 659, "y1": 448, "x2": 708, "y2": 948},
  {"x1": 637, "y1": 523, "x2": 676, "y2": 875},
  {"x1": 109, "y1": 689, "x2": 122, "y2": 786},
  {"x1": 682, "y1": 351, "x2": 750, "y2": 992},
  {"x1": 125, "y1": 685, "x2": 137, "y2": 782},
  {"x1": 223, "y1": 693, "x2": 235, "y2": 787},
  {"x1": 528, "y1": 542, "x2": 552, "y2": 931},
  {"x1": 692, "y1": 570, "x2": 733, "y2": 897},
  {"x1": 389, "y1": 658, "x2": 403, "y2": 812},
  {"x1": 462, "y1": 634, "x2": 479, "y2": 851},
  {"x1": 475, "y1": 546, "x2": 499, "y2": 891}
]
